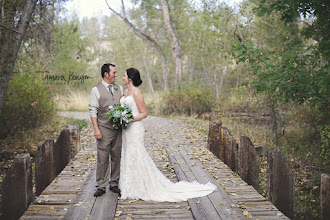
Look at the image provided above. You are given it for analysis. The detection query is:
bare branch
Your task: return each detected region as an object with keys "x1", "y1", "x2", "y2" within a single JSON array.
[
  {"x1": 121, "y1": 0, "x2": 126, "y2": 18},
  {"x1": 0, "y1": 24, "x2": 22, "y2": 35},
  {"x1": 15, "y1": 0, "x2": 38, "y2": 50},
  {"x1": 104, "y1": 0, "x2": 168, "y2": 91},
  {"x1": 105, "y1": 0, "x2": 123, "y2": 18},
  {"x1": 105, "y1": 0, "x2": 162, "y2": 53},
  {"x1": 30, "y1": 17, "x2": 51, "y2": 53}
]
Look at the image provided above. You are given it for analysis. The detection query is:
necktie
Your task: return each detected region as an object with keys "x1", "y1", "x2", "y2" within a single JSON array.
[{"x1": 108, "y1": 84, "x2": 113, "y2": 96}]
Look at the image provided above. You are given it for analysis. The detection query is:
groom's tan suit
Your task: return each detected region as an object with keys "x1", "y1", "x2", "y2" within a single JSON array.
[{"x1": 89, "y1": 81, "x2": 123, "y2": 190}]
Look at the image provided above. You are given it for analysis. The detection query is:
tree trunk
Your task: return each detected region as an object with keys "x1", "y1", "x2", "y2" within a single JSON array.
[
  {"x1": 42, "y1": 0, "x2": 55, "y2": 54},
  {"x1": 160, "y1": 0, "x2": 182, "y2": 87},
  {"x1": 142, "y1": 49, "x2": 155, "y2": 95},
  {"x1": 0, "y1": 0, "x2": 38, "y2": 117},
  {"x1": 268, "y1": 96, "x2": 278, "y2": 142},
  {"x1": 189, "y1": 59, "x2": 195, "y2": 82},
  {"x1": 218, "y1": 68, "x2": 225, "y2": 97},
  {"x1": 105, "y1": 0, "x2": 168, "y2": 92},
  {"x1": 200, "y1": 35, "x2": 207, "y2": 81},
  {"x1": 236, "y1": 72, "x2": 240, "y2": 89},
  {"x1": 215, "y1": 84, "x2": 219, "y2": 99}
]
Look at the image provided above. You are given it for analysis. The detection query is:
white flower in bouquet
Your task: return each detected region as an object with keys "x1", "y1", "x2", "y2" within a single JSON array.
[{"x1": 106, "y1": 104, "x2": 134, "y2": 129}]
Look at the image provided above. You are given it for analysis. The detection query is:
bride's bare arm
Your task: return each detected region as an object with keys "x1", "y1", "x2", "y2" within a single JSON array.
[{"x1": 132, "y1": 89, "x2": 147, "y2": 121}]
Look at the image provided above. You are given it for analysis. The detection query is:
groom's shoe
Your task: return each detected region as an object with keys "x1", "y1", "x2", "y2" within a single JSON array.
[
  {"x1": 94, "y1": 188, "x2": 105, "y2": 197},
  {"x1": 109, "y1": 186, "x2": 121, "y2": 194}
]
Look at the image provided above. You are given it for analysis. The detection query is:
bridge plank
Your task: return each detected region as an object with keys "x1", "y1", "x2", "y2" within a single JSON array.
[
  {"x1": 19, "y1": 116, "x2": 291, "y2": 219},
  {"x1": 64, "y1": 165, "x2": 97, "y2": 219},
  {"x1": 21, "y1": 216, "x2": 64, "y2": 220},
  {"x1": 168, "y1": 148, "x2": 223, "y2": 220},
  {"x1": 115, "y1": 146, "x2": 194, "y2": 220},
  {"x1": 89, "y1": 190, "x2": 118, "y2": 220},
  {"x1": 20, "y1": 134, "x2": 96, "y2": 220},
  {"x1": 181, "y1": 147, "x2": 247, "y2": 219},
  {"x1": 167, "y1": 150, "x2": 210, "y2": 220},
  {"x1": 168, "y1": 146, "x2": 246, "y2": 220},
  {"x1": 188, "y1": 137, "x2": 290, "y2": 219}
]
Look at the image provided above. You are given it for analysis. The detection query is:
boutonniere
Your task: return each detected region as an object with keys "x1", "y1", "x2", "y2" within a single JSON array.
[{"x1": 113, "y1": 84, "x2": 119, "y2": 90}]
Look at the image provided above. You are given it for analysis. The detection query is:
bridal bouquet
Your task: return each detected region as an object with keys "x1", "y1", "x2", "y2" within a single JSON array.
[{"x1": 106, "y1": 104, "x2": 134, "y2": 129}]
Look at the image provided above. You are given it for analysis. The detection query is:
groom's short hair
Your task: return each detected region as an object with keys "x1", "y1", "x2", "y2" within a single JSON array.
[{"x1": 101, "y1": 63, "x2": 116, "y2": 78}]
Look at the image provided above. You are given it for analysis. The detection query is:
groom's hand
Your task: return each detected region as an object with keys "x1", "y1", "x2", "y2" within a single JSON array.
[
  {"x1": 91, "y1": 117, "x2": 102, "y2": 139},
  {"x1": 94, "y1": 128, "x2": 102, "y2": 140}
]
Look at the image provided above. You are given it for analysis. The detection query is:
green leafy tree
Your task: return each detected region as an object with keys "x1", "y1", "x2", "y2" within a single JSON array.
[
  {"x1": 0, "y1": 0, "x2": 38, "y2": 116},
  {"x1": 257, "y1": 0, "x2": 330, "y2": 60},
  {"x1": 50, "y1": 18, "x2": 89, "y2": 80}
]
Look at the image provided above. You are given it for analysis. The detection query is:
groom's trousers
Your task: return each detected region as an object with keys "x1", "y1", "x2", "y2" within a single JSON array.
[{"x1": 96, "y1": 126, "x2": 122, "y2": 190}]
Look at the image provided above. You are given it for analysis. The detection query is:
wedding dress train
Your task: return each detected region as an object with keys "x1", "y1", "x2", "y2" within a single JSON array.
[{"x1": 119, "y1": 95, "x2": 216, "y2": 202}]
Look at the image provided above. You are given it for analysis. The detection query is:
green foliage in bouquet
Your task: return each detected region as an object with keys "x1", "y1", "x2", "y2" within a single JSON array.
[{"x1": 106, "y1": 104, "x2": 134, "y2": 129}]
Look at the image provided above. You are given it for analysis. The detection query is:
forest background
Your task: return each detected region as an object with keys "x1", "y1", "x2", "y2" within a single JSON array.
[{"x1": 0, "y1": 0, "x2": 329, "y2": 219}]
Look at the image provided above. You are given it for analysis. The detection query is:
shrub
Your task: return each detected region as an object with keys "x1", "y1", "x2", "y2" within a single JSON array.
[
  {"x1": 162, "y1": 82, "x2": 214, "y2": 116},
  {"x1": 320, "y1": 125, "x2": 330, "y2": 162},
  {"x1": 0, "y1": 72, "x2": 55, "y2": 137}
]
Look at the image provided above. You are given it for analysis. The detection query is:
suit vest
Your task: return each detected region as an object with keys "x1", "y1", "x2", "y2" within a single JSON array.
[{"x1": 96, "y1": 83, "x2": 122, "y2": 129}]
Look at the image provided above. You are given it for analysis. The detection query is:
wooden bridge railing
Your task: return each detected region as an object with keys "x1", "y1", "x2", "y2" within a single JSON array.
[
  {"x1": 207, "y1": 119, "x2": 329, "y2": 220},
  {"x1": 1, "y1": 124, "x2": 80, "y2": 220},
  {"x1": 321, "y1": 173, "x2": 330, "y2": 220}
]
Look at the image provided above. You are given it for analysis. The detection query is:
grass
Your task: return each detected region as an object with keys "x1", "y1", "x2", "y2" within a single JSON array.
[
  {"x1": 54, "y1": 89, "x2": 163, "y2": 113},
  {"x1": 219, "y1": 116, "x2": 272, "y2": 147},
  {"x1": 177, "y1": 116, "x2": 209, "y2": 135},
  {"x1": 144, "y1": 92, "x2": 164, "y2": 116},
  {"x1": 55, "y1": 91, "x2": 89, "y2": 111}
]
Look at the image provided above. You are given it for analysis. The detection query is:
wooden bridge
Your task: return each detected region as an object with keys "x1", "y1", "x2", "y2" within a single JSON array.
[{"x1": 20, "y1": 116, "x2": 289, "y2": 220}]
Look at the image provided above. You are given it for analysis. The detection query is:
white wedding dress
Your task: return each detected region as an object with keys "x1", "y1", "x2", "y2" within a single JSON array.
[{"x1": 119, "y1": 95, "x2": 216, "y2": 202}]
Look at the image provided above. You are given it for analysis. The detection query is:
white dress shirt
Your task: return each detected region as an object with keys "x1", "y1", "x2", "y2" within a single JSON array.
[{"x1": 89, "y1": 80, "x2": 123, "y2": 118}]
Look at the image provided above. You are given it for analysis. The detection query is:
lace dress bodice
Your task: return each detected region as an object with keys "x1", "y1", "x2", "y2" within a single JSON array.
[
  {"x1": 120, "y1": 95, "x2": 140, "y2": 117},
  {"x1": 119, "y1": 95, "x2": 216, "y2": 202}
]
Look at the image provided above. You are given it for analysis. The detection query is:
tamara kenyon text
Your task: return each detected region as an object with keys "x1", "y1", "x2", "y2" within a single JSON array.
[{"x1": 43, "y1": 71, "x2": 93, "y2": 84}]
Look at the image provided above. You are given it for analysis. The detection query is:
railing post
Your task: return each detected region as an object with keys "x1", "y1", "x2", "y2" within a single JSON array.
[
  {"x1": 2, "y1": 153, "x2": 32, "y2": 220},
  {"x1": 267, "y1": 150, "x2": 294, "y2": 219},
  {"x1": 320, "y1": 173, "x2": 330, "y2": 220},
  {"x1": 66, "y1": 124, "x2": 80, "y2": 158},
  {"x1": 220, "y1": 127, "x2": 238, "y2": 172},
  {"x1": 54, "y1": 124, "x2": 81, "y2": 176},
  {"x1": 35, "y1": 139, "x2": 55, "y2": 196},
  {"x1": 207, "y1": 120, "x2": 222, "y2": 159},
  {"x1": 238, "y1": 136, "x2": 259, "y2": 190},
  {"x1": 54, "y1": 129, "x2": 71, "y2": 176}
]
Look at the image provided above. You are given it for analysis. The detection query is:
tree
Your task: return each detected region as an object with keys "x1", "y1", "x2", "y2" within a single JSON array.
[
  {"x1": 160, "y1": 0, "x2": 182, "y2": 86},
  {"x1": 257, "y1": 0, "x2": 330, "y2": 60},
  {"x1": 254, "y1": 0, "x2": 329, "y2": 123},
  {"x1": 0, "y1": 0, "x2": 38, "y2": 116},
  {"x1": 233, "y1": 0, "x2": 329, "y2": 141},
  {"x1": 105, "y1": 0, "x2": 169, "y2": 92}
]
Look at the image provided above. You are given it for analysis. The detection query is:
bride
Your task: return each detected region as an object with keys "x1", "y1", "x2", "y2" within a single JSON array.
[{"x1": 119, "y1": 68, "x2": 216, "y2": 202}]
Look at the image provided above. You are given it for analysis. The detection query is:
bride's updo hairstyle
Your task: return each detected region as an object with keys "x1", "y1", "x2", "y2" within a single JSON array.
[{"x1": 126, "y1": 68, "x2": 142, "y2": 87}]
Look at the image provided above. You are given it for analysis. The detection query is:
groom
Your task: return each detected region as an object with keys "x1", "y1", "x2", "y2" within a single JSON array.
[{"x1": 89, "y1": 63, "x2": 123, "y2": 197}]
